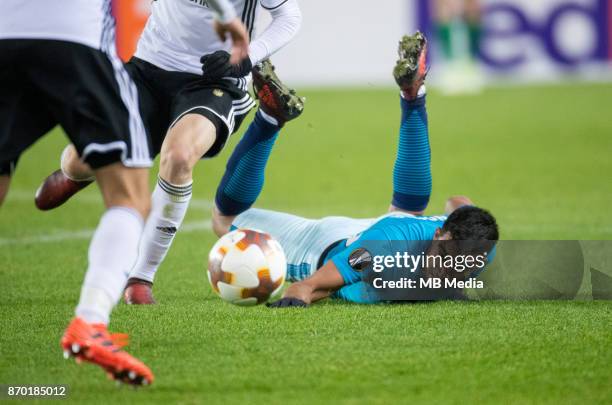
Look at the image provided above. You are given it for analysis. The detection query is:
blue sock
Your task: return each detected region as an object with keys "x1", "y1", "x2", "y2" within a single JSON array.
[
  {"x1": 215, "y1": 111, "x2": 280, "y2": 216},
  {"x1": 392, "y1": 95, "x2": 431, "y2": 212}
]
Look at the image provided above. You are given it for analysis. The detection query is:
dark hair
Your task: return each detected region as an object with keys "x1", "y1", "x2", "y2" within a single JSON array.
[
  {"x1": 418, "y1": 206, "x2": 499, "y2": 299},
  {"x1": 442, "y1": 206, "x2": 499, "y2": 241}
]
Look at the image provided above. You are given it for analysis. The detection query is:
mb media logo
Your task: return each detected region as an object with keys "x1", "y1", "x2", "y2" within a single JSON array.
[{"x1": 416, "y1": 0, "x2": 612, "y2": 69}]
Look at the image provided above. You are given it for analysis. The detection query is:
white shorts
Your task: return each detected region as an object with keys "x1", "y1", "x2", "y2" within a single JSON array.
[{"x1": 232, "y1": 208, "x2": 375, "y2": 281}]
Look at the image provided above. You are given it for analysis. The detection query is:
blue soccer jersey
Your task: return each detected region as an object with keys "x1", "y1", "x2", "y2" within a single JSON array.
[{"x1": 325, "y1": 214, "x2": 448, "y2": 303}]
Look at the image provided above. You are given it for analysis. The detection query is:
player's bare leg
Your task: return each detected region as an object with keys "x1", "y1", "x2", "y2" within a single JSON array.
[
  {"x1": 158, "y1": 115, "x2": 216, "y2": 184},
  {"x1": 35, "y1": 145, "x2": 94, "y2": 210},
  {"x1": 0, "y1": 175, "x2": 10, "y2": 206},
  {"x1": 212, "y1": 204, "x2": 235, "y2": 237},
  {"x1": 61, "y1": 145, "x2": 94, "y2": 180},
  {"x1": 62, "y1": 163, "x2": 154, "y2": 385},
  {"x1": 212, "y1": 59, "x2": 304, "y2": 237},
  {"x1": 95, "y1": 164, "x2": 150, "y2": 218},
  {"x1": 128, "y1": 61, "x2": 303, "y2": 303},
  {"x1": 125, "y1": 115, "x2": 216, "y2": 304}
]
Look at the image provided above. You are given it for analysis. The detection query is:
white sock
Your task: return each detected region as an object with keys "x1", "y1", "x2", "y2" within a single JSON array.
[
  {"x1": 76, "y1": 207, "x2": 144, "y2": 325},
  {"x1": 129, "y1": 177, "x2": 192, "y2": 283}
]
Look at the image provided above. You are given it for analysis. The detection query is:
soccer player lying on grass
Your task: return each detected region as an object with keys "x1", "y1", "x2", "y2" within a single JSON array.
[
  {"x1": 34, "y1": 0, "x2": 304, "y2": 304},
  {"x1": 210, "y1": 32, "x2": 499, "y2": 306}
]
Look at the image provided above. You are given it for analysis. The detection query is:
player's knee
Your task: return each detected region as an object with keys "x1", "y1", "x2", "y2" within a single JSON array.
[
  {"x1": 160, "y1": 146, "x2": 194, "y2": 181},
  {"x1": 160, "y1": 116, "x2": 216, "y2": 183}
]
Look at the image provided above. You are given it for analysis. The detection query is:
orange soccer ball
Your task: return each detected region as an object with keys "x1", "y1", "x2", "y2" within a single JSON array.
[{"x1": 207, "y1": 229, "x2": 287, "y2": 306}]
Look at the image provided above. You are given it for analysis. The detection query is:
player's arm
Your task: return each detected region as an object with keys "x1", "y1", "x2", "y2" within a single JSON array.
[
  {"x1": 270, "y1": 261, "x2": 345, "y2": 307},
  {"x1": 207, "y1": 0, "x2": 250, "y2": 64},
  {"x1": 207, "y1": 0, "x2": 237, "y2": 22},
  {"x1": 269, "y1": 228, "x2": 390, "y2": 307},
  {"x1": 248, "y1": 0, "x2": 302, "y2": 65},
  {"x1": 444, "y1": 195, "x2": 474, "y2": 214},
  {"x1": 202, "y1": 0, "x2": 301, "y2": 79}
]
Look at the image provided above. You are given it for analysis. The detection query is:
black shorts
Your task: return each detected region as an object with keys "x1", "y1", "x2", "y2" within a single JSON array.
[
  {"x1": 0, "y1": 39, "x2": 151, "y2": 176},
  {"x1": 125, "y1": 57, "x2": 256, "y2": 159}
]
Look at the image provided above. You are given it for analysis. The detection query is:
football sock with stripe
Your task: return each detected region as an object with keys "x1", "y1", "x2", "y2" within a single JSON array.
[
  {"x1": 76, "y1": 207, "x2": 144, "y2": 324},
  {"x1": 392, "y1": 94, "x2": 432, "y2": 212},
  {"x1": 215, "y1": 110, "x2": 280, "y2": 216},
  {"x1": 129, "y1": 177, "x2": 192, "y2": 283}
]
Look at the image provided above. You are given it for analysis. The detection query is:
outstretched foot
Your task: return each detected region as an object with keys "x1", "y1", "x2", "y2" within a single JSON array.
[
  {"x1": 61, "y1": 317, "x2": 154, "y2": 386},
  {"x1": 35, "y1": 169, "x2": 92, "y2": 210},
  {"x1": 393, "y1": 31, "x2": 428, "y2": 100},
  {"x1": 252, "y1": 59, "x2": 305, "y2": 126},
  {"x1": 124, "y1": 278, "x2": 157, "y2": 305}
]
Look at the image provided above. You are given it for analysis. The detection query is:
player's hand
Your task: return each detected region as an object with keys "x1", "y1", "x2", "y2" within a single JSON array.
[
  {"x1": 444, "y1": 195, "x2": 474, "y2": 215},
  {"x1": 214, "y1": 18, "x2": 250, "y2": 65},
  {"x1": 266, "y1": 297, "x2": 309, "y2": 308},
  {"x1": 201, "y1": 50, "x2": 253, "y2": 80}
]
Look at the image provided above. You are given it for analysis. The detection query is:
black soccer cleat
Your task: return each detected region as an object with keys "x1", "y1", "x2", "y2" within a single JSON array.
[
  {"x1": 252, "y1": 59, "x2": 305, "y2": 126},
  {"x1": 393, "y1": 31, "x2": 429, "y2": 100}
]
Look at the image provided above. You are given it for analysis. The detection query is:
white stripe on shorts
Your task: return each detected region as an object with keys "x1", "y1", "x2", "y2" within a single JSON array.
[{"x1": 99, "y1": 0, "x2": 151, "y2": 168}]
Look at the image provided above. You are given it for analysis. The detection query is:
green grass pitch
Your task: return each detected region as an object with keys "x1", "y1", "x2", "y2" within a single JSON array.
[{"x1": 1, "y1": 84, "x2": 611, "y2": 404}]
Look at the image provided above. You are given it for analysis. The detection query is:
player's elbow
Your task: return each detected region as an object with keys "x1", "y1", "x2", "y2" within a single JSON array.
[
  {"x1": 444, "y1": 195, "x2": 474, "y2": 215},
  {"x1": 271, "y1": 0, "x2": 302, "y2": 34}
]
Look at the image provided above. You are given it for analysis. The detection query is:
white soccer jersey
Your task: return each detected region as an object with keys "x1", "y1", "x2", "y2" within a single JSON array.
[
  {"x1": 135, "y1": 0, "x2": 287, "y2": 75},
  {"x1": 0, "y1": 0, "x2": 110, "y2": 50}
]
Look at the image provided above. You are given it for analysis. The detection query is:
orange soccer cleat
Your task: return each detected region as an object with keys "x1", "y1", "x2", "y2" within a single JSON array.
[
  {"x1": 251, "y1": 59, "x2": 304, "y2": 127},
  {"x1": 393, "y1": 31, "x2": 429, "y2": 100},
  {"x1": 61, "y1": 317, "x2": 154, "y2": 386}
]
